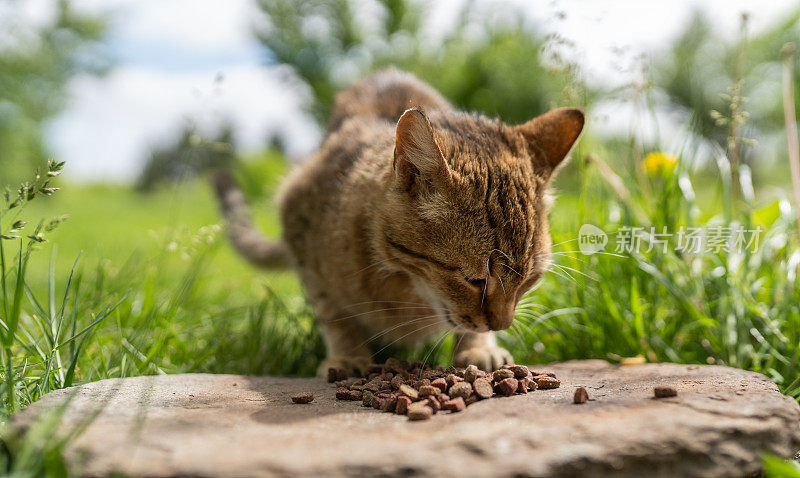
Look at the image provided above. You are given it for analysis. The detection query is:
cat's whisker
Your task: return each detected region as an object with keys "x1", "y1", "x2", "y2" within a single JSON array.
[
  {"x1": 481, "y1": 256, "x2": 490, "y2": 306},
  {"x1": 329, "y1": 306, "x2": 433, "y2": 323},
  {"x1": 551, "y1": 237, "x2": 581, "y2": 248},
  {"x1": 514, "y1": 309, "x2": 543, "y2": 320},
  {"x1": 512, "y1": 320, "x2": 533, "y2": 340},
  {"x1": 548, "y1": 263, "x2": 580, "y2": 284},
  {"x1": 453, "y1": 329, "x2": 467, "y2": 354},
  {"x1": 547, "y1": 250, "x2": 626, "y2": 258},
  {"x1": 489, "y1": 248, "x2": 513, "y2": 262},
  {"x1": 372, "y1": 321, "x2": 443, "y2": 357},
  {"x1": 509, "y1": 321, "x2": 530, "y2": 338},
  {"x1": 341, "y1": 300, "x2": 429, "y2": 310},
  {"x1": 496, "y1": 272, "x2": 507, "y2": 295},
  {"x1": 515, "y1": 308, "x2": 547, "y2": 318},
  {"x1": 591, "y1": 251, "x2": 626, "y2": 258},
  {"x1": 517, "y1": 306, "x2": 543, "y2": 315},
  {"x1": 520, "y1": 306, "x2": 584, "y2": 330},
  {"x1": 516, "y1": 298, "x2": 546, "y2": 309},
  {"x1": 548, "y1": 252, "x2": 588, "y2": 264},
  {"x1": 345, "y1": 257, "x2": 396, "y2": 278},
  {"x1": 504, "y1": 322, "x2": 530, "y2": 348},
  {"x1": 531, "y1": 251, "x2": 601, "y2": 282},
  {"x1": 504, "y1": 322, "x2": 522, "y2": 344},
  {"x1": 421, "y1": 330, "x2": 450, "y2": 366},
  {"x1": 547, "y1": 261, "x2": 598, "y2": 283},
  {"x1": 513, "y1": 315, "x2": 550, "y2": 335},
  {"x1": 358, "y1": 314, "x2": 442, "y2": 347},
  {"x1": 544, "y1": 263, "x2": 579, "y2": 285},
  {"x1": 517, "y1": 294, "x2": 543, "y2": 304},
  {"x1": 550, "y1": 263, "x2": 599, "y2": 281},
  {"x1": 515, "y1": 317, "x2": 547, "y2": 339},
  {"x1": 499, "y1": 262, "x2": 523, "y2": 277},
  {"x1": 512, "y1": 315, "x2": 541, "y2": 334}
]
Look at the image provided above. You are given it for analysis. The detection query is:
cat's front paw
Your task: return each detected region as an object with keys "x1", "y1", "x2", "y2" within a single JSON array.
[
  {"x1": 454, "y1": 346, "x2": 513, "y2": 371},
  {"x1": 317, "y1": 355, "x2": 372, "y2": 378}
]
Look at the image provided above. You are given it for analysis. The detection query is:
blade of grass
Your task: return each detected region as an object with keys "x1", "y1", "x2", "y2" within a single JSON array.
[
  {"x1": 53, "y1": 294, "x2": 127, "y2": 353},
  {"x1": 586, "y1": 153, "x2": 651, "y2": 225},
  {"x1": 8, "y1": 238, "x2": 27, "y2": 346},
  {"x1": 0, "y1": 218, "x2": 8, "y2": 344},
  {"x1": 781, "y1": 42, "x2": 800, "y2": 239}
]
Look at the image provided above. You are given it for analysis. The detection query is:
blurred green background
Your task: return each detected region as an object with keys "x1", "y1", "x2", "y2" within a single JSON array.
[{"x1": 1, "y1": 1, "x2": 800, "y2": 472}]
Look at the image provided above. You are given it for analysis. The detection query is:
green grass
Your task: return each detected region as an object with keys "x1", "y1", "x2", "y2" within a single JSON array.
[
  {"x1": 23, "y1": 179, "x2": 299, "y2": 300},
  {"x1": 1, "y1": 170, "x2": 318, "y2": 417},
  {"x1": 507, "y1": 151, "x2": 800, "y2": 398}
]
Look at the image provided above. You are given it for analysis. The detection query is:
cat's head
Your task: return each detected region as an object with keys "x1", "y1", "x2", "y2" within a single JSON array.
[{"x1": 377, "y1": 107, "x2": 583, "y2": 332}]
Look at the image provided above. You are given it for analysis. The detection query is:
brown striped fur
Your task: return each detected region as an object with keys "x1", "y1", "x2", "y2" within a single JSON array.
[{"x1": 216, "y1": 69, "x2": 584, "y2": 374}]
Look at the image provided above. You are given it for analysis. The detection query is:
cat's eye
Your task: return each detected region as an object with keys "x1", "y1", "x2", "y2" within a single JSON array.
[{"x1": 462, "y1": 273, "x2": 486, "y2": 290}]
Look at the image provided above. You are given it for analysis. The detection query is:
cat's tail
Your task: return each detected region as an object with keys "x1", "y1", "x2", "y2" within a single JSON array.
[{"x1": 211, "y1": 171, "x2": 292, "y2": 269}]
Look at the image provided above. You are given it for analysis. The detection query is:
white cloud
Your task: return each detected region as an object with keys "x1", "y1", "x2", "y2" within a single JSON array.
[
  {"x1": 74, "y1": 0, "x2": 259, "y2": 53},
  {"x1": 42, "y1": 0, "x2": 800, "y2": 182},
  {"x1": 44, "y1": 0, "x2": 326, "y2": 182},
  {"x1": 46, "y1": 65, "x2": 319, "y2": 181},
  {"x1": 514, "y1": 0, "x2": 798, "y2": 87}
]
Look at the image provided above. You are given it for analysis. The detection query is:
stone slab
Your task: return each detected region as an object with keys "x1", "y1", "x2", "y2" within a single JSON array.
[{"x1": 11, "y1": 361, "x2": 800, "y2": 477}]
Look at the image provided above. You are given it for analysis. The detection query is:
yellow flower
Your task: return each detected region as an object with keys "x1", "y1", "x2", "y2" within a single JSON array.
[{"x1": 643, "y1": 152, "x2": 678, "y2": 176}]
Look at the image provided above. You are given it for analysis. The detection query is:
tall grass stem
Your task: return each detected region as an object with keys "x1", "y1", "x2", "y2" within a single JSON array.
[{"x1": 781, "y1": 42, "x2": 800, "y2": 239}]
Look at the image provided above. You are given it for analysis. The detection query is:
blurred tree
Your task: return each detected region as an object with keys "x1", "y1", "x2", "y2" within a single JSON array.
[
  {"x1": 0, "y1": 0, "x2": 107, "y2": 185},
  {"x1": 136, "y1": 124, "x2": 237, "y2": 192},
  {"x1": 254, "y1": 0, "x2": 593, "y2": 127}
]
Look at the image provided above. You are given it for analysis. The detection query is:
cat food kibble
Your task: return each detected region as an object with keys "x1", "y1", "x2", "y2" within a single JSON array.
[
  {"x1": 573, "y1": 386, "x2": 589, "y2": 404},
  {"x1": 327, "y1": 367, "x2": 348, "y2": 383},
  {"x1": 472, "y1": 377, "x2": 494, "y2": 399},
  {"x1": 348, "y1": 389, "x2": 363, "y2": 401},
  {"x1": 497, "y1": 377, "x2": 518, "y2": 396},
  {"x1": 447, "y1": 381, "x2": 473, "y2": 400},
  {"x1": 418, "y1": 385, "x2": 439, "y2": 397},
  {"x1": 425, "y1": 396, "x2": 441, "y2": 413},
  {"x1": 533, "y1": 375, "x2": 561, "y2": 389},
  {"x1": 431, "y1": 377, "x2": 448, "y2": 392},
  {"x1": 396, "y1": 396, "x2": 411, "y2": 414},
  {"x1": 335, "y1": 387, "x2": 351, "y2": 400},
  {"x1": 445, "y1": 373, "x2": 461, "y2": 388},
  {"x1": 493, "y1": 369, "x2": 515, "y2": 381},
  {"x1": 362, "y1": 390, "x2": 374, "y2": 407},
  {"x1": 328, "y1": 359, "x2": 560, "y2": 420},
  {"x1": 291, "y1": 392, "x2": 314, "y2": 404},
  {"x1": 407, "y1": 403, "x2": 433, "y2": 421},
  {"x1": 463, "y1": 364, "x2": 480, "y2": 383},
  {"x1": 654, "y1": 385, "x2": 677, "y2": 398},
  {"x1": 398, "y1": 384, "x2": 419, "y2": 400},
  {"x1": 508, "y1": 365, "x2": 530, "y2": 379},
  {"x1": 379, "y1": 394, "x2": 398, "y2": 412},
  {"x1": 443, "y1": 396, "x2": 466, "y2": 412}
]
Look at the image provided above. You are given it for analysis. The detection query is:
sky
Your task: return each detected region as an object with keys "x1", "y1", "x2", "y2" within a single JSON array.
[{"x1": 15, "y1": 0, "x2": 799, "y2": 181}]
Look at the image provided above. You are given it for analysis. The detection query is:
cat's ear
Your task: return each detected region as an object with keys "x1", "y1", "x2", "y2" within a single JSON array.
[
  {"x1": 393, "y1": 108, "x2": 447, "y2": 192},
  {"x1": 517, "y1": 108, "x2": 584, "y2": 177}
]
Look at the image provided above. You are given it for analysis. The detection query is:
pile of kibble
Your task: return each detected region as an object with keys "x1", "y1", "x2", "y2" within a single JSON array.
[{"x1": 327, "y1": 358, "x2": 561, "y2": 421}]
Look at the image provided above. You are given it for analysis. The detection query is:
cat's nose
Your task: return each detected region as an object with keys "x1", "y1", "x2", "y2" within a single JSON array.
[{"x1": 486, "y1": 302, "x2": 515, "y2": 331}]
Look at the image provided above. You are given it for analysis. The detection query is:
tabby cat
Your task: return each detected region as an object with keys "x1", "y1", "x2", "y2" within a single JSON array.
[{"x1": 214, "y1": 69, "x2": 584, "y2": 374}]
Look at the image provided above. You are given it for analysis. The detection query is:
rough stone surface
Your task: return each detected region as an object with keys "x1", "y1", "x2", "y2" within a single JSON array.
[{"x1": 11, "y1": 361, "x2": 800, "y2": 477}]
